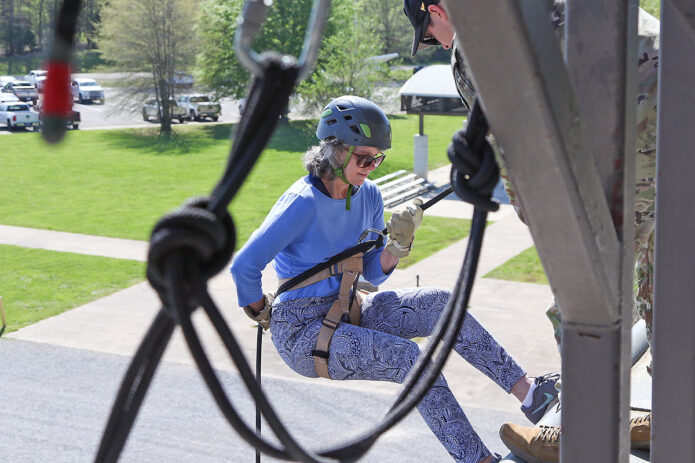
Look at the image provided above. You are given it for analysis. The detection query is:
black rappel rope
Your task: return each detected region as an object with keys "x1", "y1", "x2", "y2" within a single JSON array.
[{"x1": 39, "y1": 0, "x2": 501, "y2": 460}]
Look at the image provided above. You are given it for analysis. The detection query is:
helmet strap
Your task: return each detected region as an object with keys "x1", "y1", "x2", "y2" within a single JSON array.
[{"x1": 333, "y1": 145, "x2": 354, "y2": 210}]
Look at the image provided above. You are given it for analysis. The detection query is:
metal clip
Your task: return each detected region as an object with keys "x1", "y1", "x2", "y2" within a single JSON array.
[
  {"x1": 358, "y1": 228, "x2": 387, "y2": 244},
  {"x1": 234, "y1": 0, "x2": 329, "y2": 81}
]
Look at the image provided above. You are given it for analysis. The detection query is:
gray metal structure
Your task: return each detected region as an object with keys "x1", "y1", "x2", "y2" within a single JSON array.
[
  {"x1": 652, "y1": 1, "x2": 695, "y2": 461},
  {"x1": 444, "y1": 0, "x2": 647, "y2": 461},
  {"x1": 445, "y1": 0, "x2": 695, "y2": 460}
]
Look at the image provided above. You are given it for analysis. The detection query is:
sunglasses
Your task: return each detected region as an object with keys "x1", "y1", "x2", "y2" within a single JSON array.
[{"x1": 353, "y1": 152, "x2": 386, "y2": 168}]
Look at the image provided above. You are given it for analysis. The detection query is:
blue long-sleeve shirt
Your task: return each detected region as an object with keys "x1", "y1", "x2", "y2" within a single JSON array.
[{"x1": 231, "y1": 175, "x2": 392, "y2": 307}]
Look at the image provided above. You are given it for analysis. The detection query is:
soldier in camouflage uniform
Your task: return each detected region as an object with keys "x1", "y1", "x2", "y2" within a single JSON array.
[
  {"x1": 530, "y1": 5, "x2": 659, "y2": 357},
  {"x1": 404, "y1": 0, "x2": 658, "y2": 458},
  {"x1": 405, "y1": 0, "x2": 658, "y2": 356}
]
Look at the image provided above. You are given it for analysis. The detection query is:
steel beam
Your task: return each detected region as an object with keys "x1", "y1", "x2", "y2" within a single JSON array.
[
  {"x1": 445, "y1": 0, "x2": 619, "y2": 325},
  {"x1": 652, "y1": 0, "x2": 695, "y2": 460},
  {"x1": 562, "y1": 2, "x2": 637, "y2": 462},
  {"x1": 670, "y1": 0, "x2": 695, "y2": 42},
  {"x1": 445, "y1": 1, "x2": 635, "y2": 461}
]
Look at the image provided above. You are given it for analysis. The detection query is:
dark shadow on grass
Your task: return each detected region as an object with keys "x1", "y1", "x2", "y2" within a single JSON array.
[
  {"x1": 101, "y1": 126, "x2": 226, "y2": 155},
  {"x1": 100, "y1": 118, "x2": 318, "y2": 157},
  {"x1": 228, "y1": 119, "x2": 317, "y2": 153}
]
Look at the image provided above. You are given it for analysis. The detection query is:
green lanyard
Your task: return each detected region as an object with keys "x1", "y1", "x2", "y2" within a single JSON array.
[{"x1": 333, "y1": 145, "x2": 354, "y2": 210}]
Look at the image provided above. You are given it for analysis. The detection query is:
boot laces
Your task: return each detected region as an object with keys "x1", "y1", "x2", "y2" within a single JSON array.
[
  {"x1": 537, "y1": 425, "x2": 561, "y2": 443},
  {"x1": 632, "y1": 413, "x2": 651, "y2": 426}
]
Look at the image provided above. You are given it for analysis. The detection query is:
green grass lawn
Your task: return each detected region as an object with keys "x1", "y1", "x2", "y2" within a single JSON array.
[
  {"x1": 640, "y1": 0, "x2": 660, "y2": 18},
  {"x1": 0, "y1": 116, "x2": 464, "y2": 247},
  {"x1": 483, "y1": 246, "x2": 548, "y2": 285},
  {"x1": 0, "y1": 244, "x2": 144, "y2": 333},
  {"x1": 0, "y1": 117, "x2": 469, "y2": 331}
]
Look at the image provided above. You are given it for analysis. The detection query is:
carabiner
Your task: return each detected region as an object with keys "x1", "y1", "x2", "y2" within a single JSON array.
[
  {"x1": 234, "y1": 0, "x2": 329, "y2": 81},
  {"x1": 358, "y1": 228, "x2": 387, "y2": 245}
]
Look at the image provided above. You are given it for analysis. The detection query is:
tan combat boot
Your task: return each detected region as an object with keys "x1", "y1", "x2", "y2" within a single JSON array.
[
  {"x1": 499, "y1": 423, "x2": 559, "y2": 463},
  {"x1": 630, "y1": 413, "x2": 651, "y2": 450}
]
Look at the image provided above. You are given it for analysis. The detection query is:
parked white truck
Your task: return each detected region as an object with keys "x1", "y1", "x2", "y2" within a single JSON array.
[
  {"x1": 0, "y1": 102, "x2": 40, "y2": 130},
  {"x1": 71, "y1": 78, "x2": 105, "y2": 104},
  {"x1": 27, "y1": 70, "x2": 47, "y2": 92},
  {"x1": 177, "y1": 94, "x2": 221, "y2": 121}
]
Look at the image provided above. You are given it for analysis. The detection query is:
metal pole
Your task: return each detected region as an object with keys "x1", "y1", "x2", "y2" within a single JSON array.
[
  {"x1": 255, "y1": 324, "x2": 262, "y2": 463},
  {"x1": 0, "y1": 296, "x2": 6, "y2": 337},
  {"x1": 652, "y1": 0, "x2": 695, "y2": 459},
  {"x1": 562, "y1": 2, "x2": 637, "y2": 461}
]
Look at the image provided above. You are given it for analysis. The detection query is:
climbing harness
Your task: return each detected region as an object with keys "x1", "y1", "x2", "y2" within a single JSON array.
[
  {"x1": 273, "y1": 195, "x2": 450, "y2": 380},
  {"x1": 279, "y1": 251, "x2": 364, "y2": 379},
  {"x1": 44, "y1": 1, "x2": 499, "y2": 462}
]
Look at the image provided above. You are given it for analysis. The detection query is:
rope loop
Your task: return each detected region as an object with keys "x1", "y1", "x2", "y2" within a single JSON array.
[
  {"x1": 448, "y1": 102, "x2": 500, "y2": 212},
  {"x1": 147, "y1": 197, "x2": 235, "y2": 307}
]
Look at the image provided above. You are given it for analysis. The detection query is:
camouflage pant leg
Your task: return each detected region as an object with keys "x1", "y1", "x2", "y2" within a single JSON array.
[
  {"x1": 546, "y1": 235, "x2": 654, "y2": 354},
  {"x1": 634, "y1": 227, "x2": 655, "y2": 352},
  {"x1": 546, "y1": 300, "x2": 562, "y2": 352},
  {"x1": 634, "y1": 164, "x2": 656, "y2": 353}
]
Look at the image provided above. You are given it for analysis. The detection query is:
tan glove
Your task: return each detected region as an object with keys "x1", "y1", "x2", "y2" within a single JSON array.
[
  {"x1": 243, "y1": 292, "x2": 275, "y2": 330},
  {"x1": 386, "y1": 198, "x2": 424, "y2": 258}
]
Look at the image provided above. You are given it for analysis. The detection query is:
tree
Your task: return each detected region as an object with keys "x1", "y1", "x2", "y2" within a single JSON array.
[
  {"x1": 197, "y1": 0, "x2": 381, "y2": 113},
  {"x1": 295, "y1": 0, "x2": 382, "y2": 112},
  {"x1": 362, "y1": 0, "x2": 411, "y2": 57},
  {"x1": 197, "y1": 0, "x2": 313, "y2": 100},
  {"x1": 99, "y1": 0, "x2": 197, "y2": 139}
]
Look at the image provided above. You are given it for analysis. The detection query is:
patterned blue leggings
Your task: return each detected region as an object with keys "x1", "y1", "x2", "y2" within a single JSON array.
[{"x1": 270, "y1": 287, "x2": 526, "y2": 463}]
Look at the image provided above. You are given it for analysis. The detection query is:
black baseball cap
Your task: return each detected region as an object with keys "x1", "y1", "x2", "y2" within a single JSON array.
[{"x1": 403, "y1": 0, "x2": 441, "y2": 56}]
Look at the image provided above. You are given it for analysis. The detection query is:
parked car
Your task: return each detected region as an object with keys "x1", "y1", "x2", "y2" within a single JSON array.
[
  {"x1": 27, "y1": 70, "x2": 47, "y2": 92},
  {"x1": 172, "y1": 71, "x2": 194, "y2": 87},
  {"x1": 71, "y1": 78, "x2": 105, "y2": 104},
  {"x1": 142, "y1": 98, "x2": 187, "y2": 123},
  {"x1": 0, "y1": 75, "x2": 16, "y2": 87},
  {"x1": 2, "y1": 80, "x2": 39, "y2": 105},
  {"x1": 0, "y1": 93, "x2": 20, "y2": 104},
  {"x1": 35, "y1": 99, "x2": 80, "y2": 130},
  {"x1": 0, "y1": 102, "x2": 40, "y2": 130},
  {"x1": 177, "y1": 94, "x2": 221, "y2": 121}
]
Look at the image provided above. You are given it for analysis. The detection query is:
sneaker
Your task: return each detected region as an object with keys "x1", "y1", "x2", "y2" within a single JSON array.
[
  {"x1": 521, "y1": 373, "x2": 560, "y2": 424},
  {"x1": 630, "y1": 413, "x2": 651, "y2": 450},
  {"x1": 499, "y1": 423, "x2": 560, "y2": 463}
]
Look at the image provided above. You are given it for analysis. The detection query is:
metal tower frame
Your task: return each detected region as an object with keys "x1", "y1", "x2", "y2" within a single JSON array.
[{"x1": 445, "y1": 0, "x2": 695, "y2": 461}]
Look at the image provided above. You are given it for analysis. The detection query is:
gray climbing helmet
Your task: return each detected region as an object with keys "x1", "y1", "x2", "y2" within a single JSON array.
[{"x1": 316, "y1": 95, "x2": 391, "y2": 150}]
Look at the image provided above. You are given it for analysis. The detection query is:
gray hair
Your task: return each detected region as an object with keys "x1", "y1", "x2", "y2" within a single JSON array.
[{"x1": 303, "y1": 138, "x2": 349, "y2": 180}]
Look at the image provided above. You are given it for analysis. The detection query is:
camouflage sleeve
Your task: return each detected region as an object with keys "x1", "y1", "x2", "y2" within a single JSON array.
[
  {"x1": 632, "y1": 9, "x2": 659, "y2": 351},
  {"x1": 451, "y1": 37, "x2": 476, "y2": 111},
  {"x1": 634, "y1": 8, "x2": 659, "y2": 251}
]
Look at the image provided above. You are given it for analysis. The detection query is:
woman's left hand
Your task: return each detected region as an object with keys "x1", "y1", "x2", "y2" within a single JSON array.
[{"x1": 385, "y1": 198, "x2": 424, "y2": 257}]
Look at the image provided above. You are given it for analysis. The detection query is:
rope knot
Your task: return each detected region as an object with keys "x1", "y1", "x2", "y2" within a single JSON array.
[
  {"x1": 447, "y1": 124, "x2": 500, "y2": 212},
  {"x1": 147, "y1": 197, "x2": 235, "y2": 309}
]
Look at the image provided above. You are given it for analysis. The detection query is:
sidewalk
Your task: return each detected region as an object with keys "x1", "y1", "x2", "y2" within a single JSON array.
[{"x1": 1, "y1": 169, "x2": 562, "y2": 461}]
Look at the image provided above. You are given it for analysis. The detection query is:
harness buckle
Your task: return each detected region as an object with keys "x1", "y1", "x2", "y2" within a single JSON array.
[
  {"x1": 358, "y1": 228, "x2": 387, "y2": 245},
  {"x1": 311, "y1": 349, "x2": 329, "y2": 359}
]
